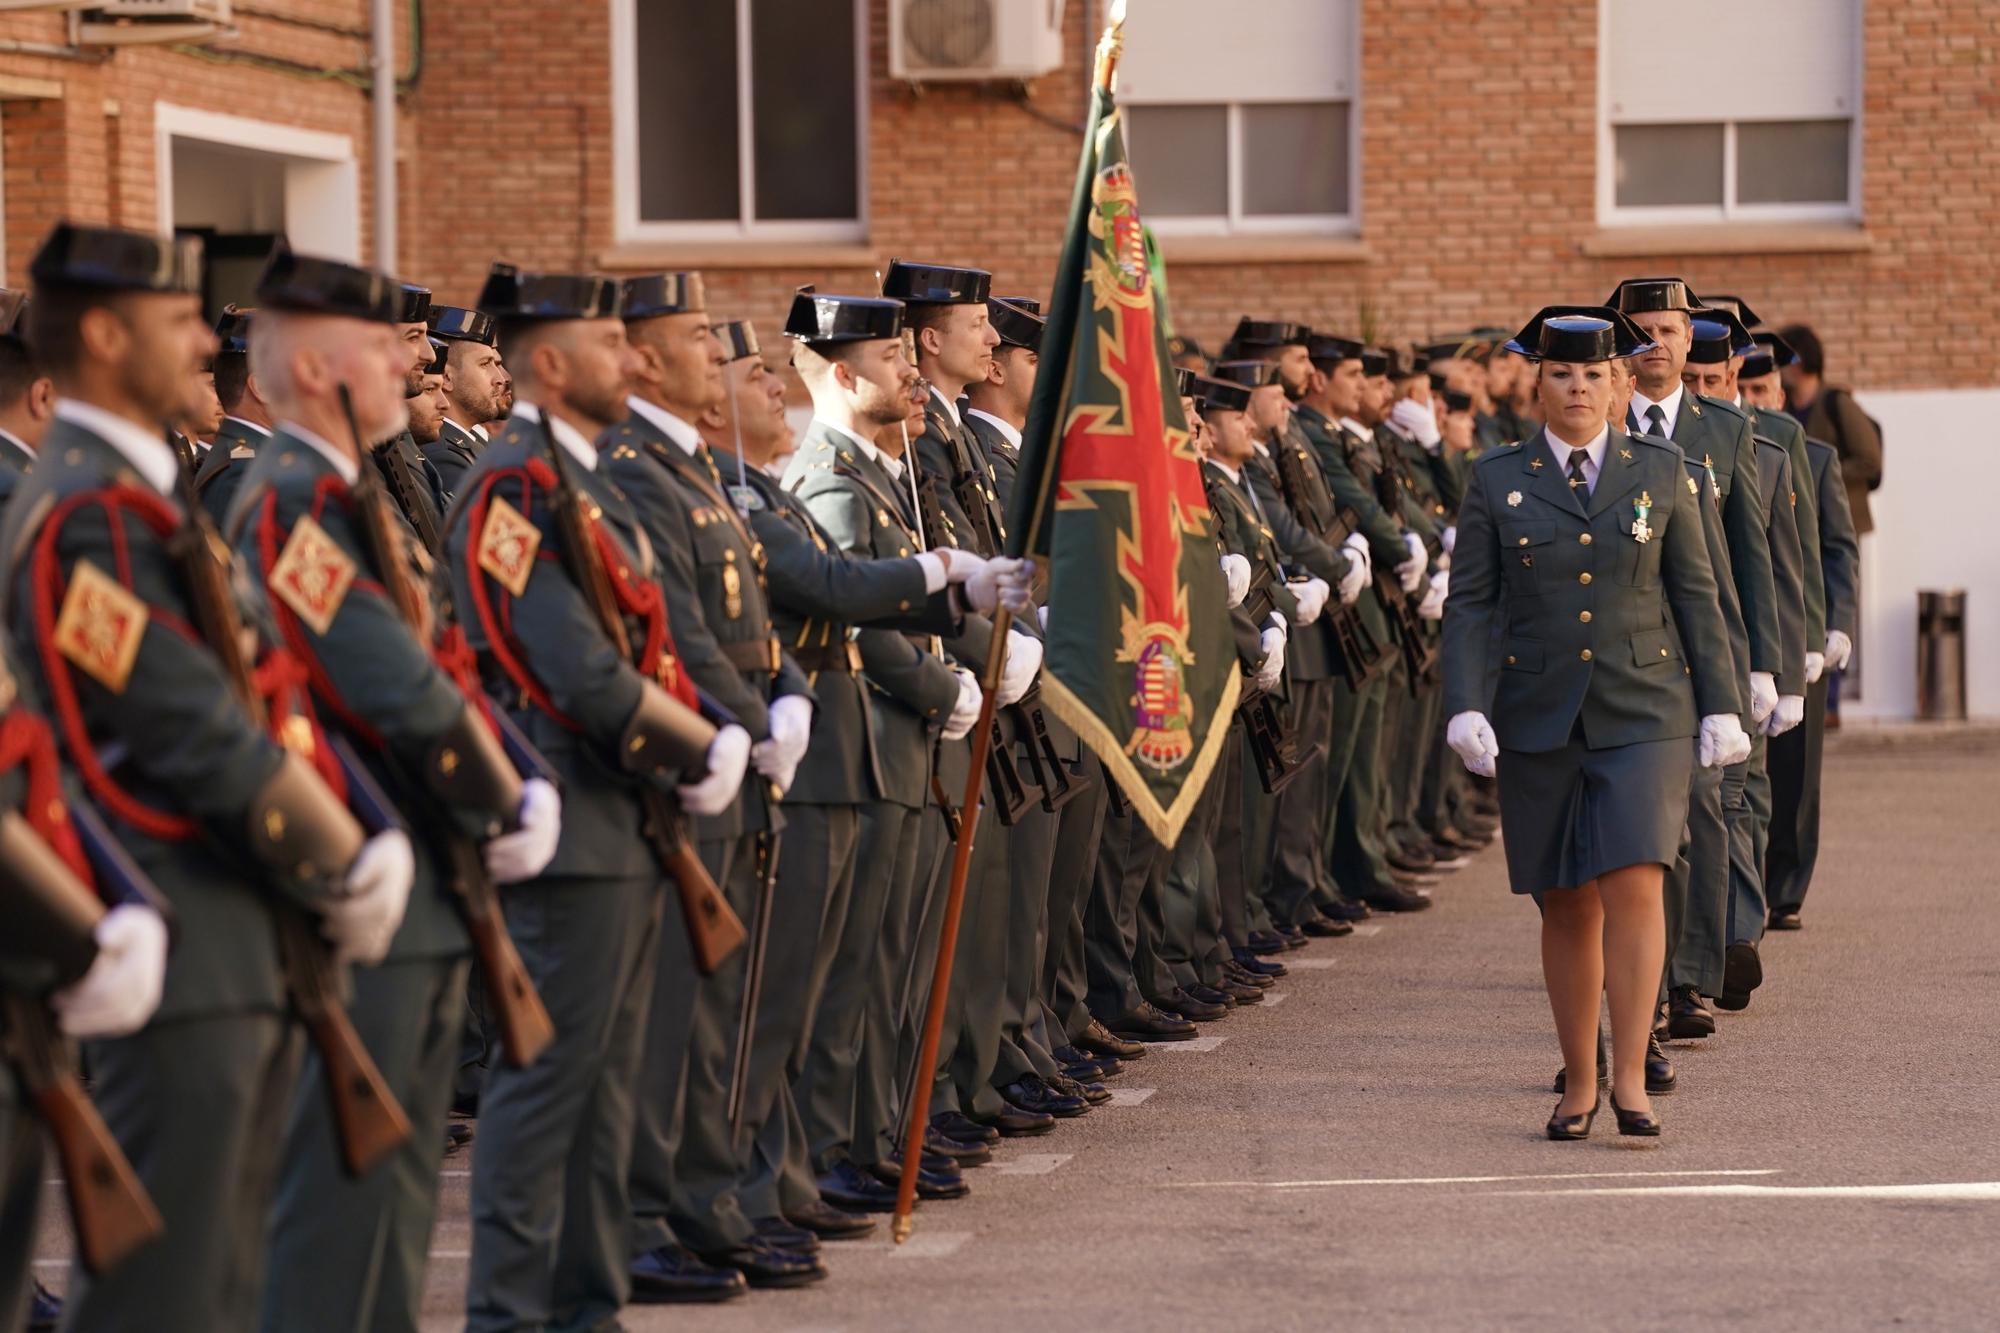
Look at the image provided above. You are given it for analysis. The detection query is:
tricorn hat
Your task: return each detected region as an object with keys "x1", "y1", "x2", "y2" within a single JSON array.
[
  {"x1": 1194, "y1": 376, "x2": 1253, "y2": 414},
  {"x1": 712, "y1": 319, "x2": 761, "y2": 363},
  {"x1": 1739, "y1": 329, "x2": 1798, "y2": 380},
  {"x1": 1697, "y1": 292, "x2": 1762, "y2": 330},
  {"x1": 880, "y1": 259, "x2": 990, "y2": 306},
  {"x1": 428, "y1": 305, "x2": 497, "y2": 346},
  {"x1": 397, "y1": 282, "x2": 432, "y2": 326},
  {"x1": 31, "y1": 222, "x2": 203, "y2": 296},
  {"x1": 1686, "y1": 307, "x2": 1756, "y2": 365},
  {"x1": 784, "y1": 288, "x2": 905, "y2": 343},
  {"x1": 620, "y1": 272, "x2": 706, "y2": 321},
  {"x1": 214, "y1": 305, "x2": 253, "y2": 354},
  {"x1": 1604, "y1": 276, "x2": 1700, "y2": 316},
  {"x1": 1503, "y1": 305, "x2": 1656, "y2": 362},
  {"x1": 477, "y1": 262, "x2": 621, "y2": 321},
  {"x1": 987, "y1": 297, "x2": 1044, "y2": 352},
  {"x1": 1207, "y1": 359, "x2": 1283, "y2": 389},
  {"x1": 253, "y1": 241, "x2": 399, "y2": 323},
  {"x1": 1305, "y1": 332, "x2": 1365, "y2": 368}
]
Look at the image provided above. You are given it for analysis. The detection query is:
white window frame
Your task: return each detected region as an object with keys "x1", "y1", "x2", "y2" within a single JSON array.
[
  {"x1": 1123, "y1": 99, "x2": 1359, "y2": 239},
  {"x1": 609, "y1": 0, "x2": 869, "y2": 245},
  {"x1": 1596, "y1": 0, "x2": 1863, "y2": 227}
]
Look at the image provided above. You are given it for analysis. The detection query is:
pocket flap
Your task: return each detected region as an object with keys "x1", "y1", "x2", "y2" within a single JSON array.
[
  {"x1": 1631, "y1": 627, "x2": 1679, "y2": 666},
  {"x1": 1498, "y1": 519, "x2": 1554, "y2": 550}
]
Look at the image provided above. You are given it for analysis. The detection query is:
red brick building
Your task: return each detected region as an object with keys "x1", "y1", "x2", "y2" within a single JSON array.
[{"x1": 1, "y1": 0, "x2": 1994, "y2": 714}]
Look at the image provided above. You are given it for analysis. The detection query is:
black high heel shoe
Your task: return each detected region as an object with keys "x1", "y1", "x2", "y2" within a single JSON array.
[
  {"x1": 1610, "y1": 1093, "x2": 1663, "y2": 1137},
  {"x1": 1546, "y1": 1094, "x2": 1599, "y2": 1141}
]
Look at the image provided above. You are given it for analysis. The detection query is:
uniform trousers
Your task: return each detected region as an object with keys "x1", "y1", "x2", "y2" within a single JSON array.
[
  {"x1": 1042, "y1": 754, "x2": 1109, "y2": 1044},
  {"x1": 1259, "y1": 679, "x2": 1336, "y2": 925},
  {"x1": 63, "y1": 1012, "x2": 297, "y2": 1333},
  {"x1": 932, "y1": 802, "x2": 1011, "y2": 1124},
  {"x1": 1729, "y1": 734, "x2": 1773, "y2": 946},
  {"x1": 1385, "y1": 667, "x2": 1444, "y2": 857},
  {"x1": 466, "y1": 874, "x2": 663, "y2": 1333},
  {"x1": 988, "y1": 799, "x2": 1062, "y2": 1087},
  {"x1": 263, "y1": 954, "x2": 470, "y2": 1333},
  {"x1": 1667, "y1": 760, "x2": 1730, "y2": 998},
  {"x1": 1765, "y1": 676, "x2": 1829, "y2": 913},
  {"x1": 1161, "y1": 747, "x2": 1233, "y2": 990},
  {"x1": 1083, "y1": 804, "x2": 1160, "y2": 1021},
  {"x1": 1329, "y1": 666, "x2": 1401, "y2": 902},
  {"x1": 0, "y1": 1062, "x2": 44, "y2": 1333}
]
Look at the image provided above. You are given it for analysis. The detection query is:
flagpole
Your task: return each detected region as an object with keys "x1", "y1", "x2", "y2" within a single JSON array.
[{"x1": 891, "y1": 0, "x2": 1127, "y2": 1246}]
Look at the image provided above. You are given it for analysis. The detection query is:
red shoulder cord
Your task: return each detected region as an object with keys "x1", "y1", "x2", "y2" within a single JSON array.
[{"x1": 0, "y1": 705, "x2": 95, "y2": 889}]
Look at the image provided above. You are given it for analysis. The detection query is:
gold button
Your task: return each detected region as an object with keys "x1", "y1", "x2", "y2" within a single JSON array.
[
  {"x1": 1579, "y1": 572, "x2": 1593, "y2": 585},
  {"x1": 1506, "y1": 655, "x2": 1517, "y2": 665},
  {"x1": 1580, "y1": 648, "x2": 1593, "y2": 662},
  {"x1": 1579, "y1": 533, "x2": 1593, "y2": 546},
  {"x1": 899, "y1": 599, "x2": 912, "y2": 611},
  {"x1": 1517, "y1": 536, "x2": 1529, "y2": 547},
  {"x1": 1661, "y1": 648, "x2": 1670, "y2": 657},
  {"x1": 1579, "y1": 611, "x2": 1592, "y2": 623}
]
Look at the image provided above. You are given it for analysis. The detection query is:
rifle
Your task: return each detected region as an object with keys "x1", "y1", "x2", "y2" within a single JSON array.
[
  {"x1": 165, "y1": 438, "x2": 412, "y2": 1175},
  {"x1": 532, "y1": 409, "x2": 745, "y2": 974},
  {"x1": 340, "y1": 389, "x2": 554, "y2": 1067},
  {"x1": 371, "y1": 435, "x2": 444, "y2": 556},
  {"x1": 1369, "y1": 442, "x2": 1442, "y2": 690},
  {"x1": 725, "y1": 829, "x2": 780, "y2": 1135},
  {"x1": 1265, "y1": 440, "x2": 1396, "y2": 691}
]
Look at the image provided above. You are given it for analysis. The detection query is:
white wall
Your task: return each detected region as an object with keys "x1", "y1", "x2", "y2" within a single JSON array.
[{"x1": 1841, "y1": 387, "x2": 2000, "y2": 720}]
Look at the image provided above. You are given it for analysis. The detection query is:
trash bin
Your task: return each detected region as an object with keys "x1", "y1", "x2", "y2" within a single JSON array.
[{"x1": 1916, "y1": 590, "x2": 1966, "y2": 721}]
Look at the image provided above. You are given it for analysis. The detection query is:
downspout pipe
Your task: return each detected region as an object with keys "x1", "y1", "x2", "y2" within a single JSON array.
[{"x1": 370, "y1": 0, "x2": 396, "y2": 269}]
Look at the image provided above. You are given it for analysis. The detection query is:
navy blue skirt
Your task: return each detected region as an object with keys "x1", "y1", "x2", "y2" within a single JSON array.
[{"x1": 1497, "y1": 733, "x2": 1693, "y2": 893}]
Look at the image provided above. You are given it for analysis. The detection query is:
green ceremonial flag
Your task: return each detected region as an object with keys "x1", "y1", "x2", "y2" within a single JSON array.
[{"x1": 1005, "y1": 6, "x2": 1238, "y2": 848}]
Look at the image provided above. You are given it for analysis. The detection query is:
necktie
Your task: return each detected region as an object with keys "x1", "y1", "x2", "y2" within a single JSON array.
[
  {"x1": 1567, "y1": 450, "x2": 1591, "y2": 498},
  {"x1": 1644, "y1": 403, "x2": 1667, "y2": 437}
]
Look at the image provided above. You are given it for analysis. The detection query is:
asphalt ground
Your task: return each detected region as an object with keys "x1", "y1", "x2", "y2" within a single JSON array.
[{"x1": 33, "y1": 727, "x2": 2000, "y2": 1329}]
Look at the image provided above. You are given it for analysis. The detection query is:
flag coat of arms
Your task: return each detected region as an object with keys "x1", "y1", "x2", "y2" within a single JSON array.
[{"x1": 1007, "y1": 19, "x2": 1238, "y2": 847}]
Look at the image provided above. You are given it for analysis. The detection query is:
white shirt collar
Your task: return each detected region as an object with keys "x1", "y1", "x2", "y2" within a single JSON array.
[
  {"x1": 1630, "y1": 383, "x2": 1684, "y2": 438},
  {"x1": 511, "y1": 401, "x2": 597, "y2": 472},
  {"x1": 964, "y1": 408, "x2": 1021, "y2": 449},
  {"x1": 1542, "y1": 425, "x2": 1609, "y2": 480},
  {"x1": 0, "y1": 426, "x2": 33, "y2": 459},
  {"x1": 626, "y1": 395, "x2": 703, "y2": 456},
  {"x1": 1338, "y1": 416, "x2": 1372, "y2": 439},
  {"x1": 445, "y1": 414, "x2": 488, "y2": 442},
  {"x1": 222, "y1": 415, "x2": 272, "y2": 441},
  {"x1": 1209, "y1": 458, "x2": 1243, "y2": 485},
  {"x1": 817, "y1": 417, "x2": 904, "y2": 482},
  {"x1": 55, "y1": 399, "x2": 181, "y2": 495},
  {"x1": 277, "y1": 421, "x2": 359, "y2": 484},
  {"x1": 929, "y1": 384, "x2": 961, "y2": 427}
]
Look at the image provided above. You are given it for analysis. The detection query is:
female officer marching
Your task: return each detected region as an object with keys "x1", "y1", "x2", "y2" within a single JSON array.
[{"x1": 1440, "y1": 308, "x2": 1748, "y2": 1139}]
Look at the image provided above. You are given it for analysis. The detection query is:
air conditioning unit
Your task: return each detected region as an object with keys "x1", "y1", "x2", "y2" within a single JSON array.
[
  {"x1": 0, "y1": 1, "x2": 94, "y2": 13},
  {"x1": 890, "y1": 0, "x2": 1066, "y2": 83},
  {"x1": 74, "y1": 0, "x2": 231, "y2": 45}
]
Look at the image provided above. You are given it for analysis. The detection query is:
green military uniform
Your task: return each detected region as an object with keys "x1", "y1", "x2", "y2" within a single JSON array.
[
  {"x1": 1377, "y1": 422, "x2": 1453, "y2": 863},
  {"x1": 421, "y1": 418, "x2": 486, "y2": 502},
  {"x1": 191, "y1": 414, "x2": 270, "y2": 527},
  {"x1": 232, "y1": 417, "x2": 509, "y2": 1333}
]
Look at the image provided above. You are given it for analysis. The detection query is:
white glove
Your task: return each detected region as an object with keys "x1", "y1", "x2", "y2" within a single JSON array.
[
  {"x1": 1418, "y1": 569, "x2": 1448, "y2": 621},
  {"x1": 1390, "y1": 398, "x2": 1443, "y2": 450},
  {"x1": 1254, "y1": 627, "x2": 1287, "y2": 692},
  {"x1": 483, "y1": 777, "x2": 562, "y2": 884},
  {"x1": 50, "y1": 905, "x2": 169, "y2": 1039},
  {"x1": 1802, "y1": 651, "x2": 1825, "y2": 685},
  {"x1": 1220, "y1": 553, "x2": 1250, "y2": 608},
  {"x1": 1395, "y1": 531, "x2": 1426, "y2": 593},
  {"x1": 913, "y1": 552, "x2": 950, "y2": 593},
  {"x1": 1291, "y1": 577, "x2": 1330, "y2": 627},
  {"x1": 1446, "y1": 710, "x2": 1499, "y2": 777},
  {"x1": 323, "y1": 830, "x2": 416, "y2": 966},
  {"x1": 1037, "y1": 604, "x2": 1050, "y2": 632},
  {"x1": 942, "y1": 667, "x2": 983, "y2": 741},
  {"x1": 1748, "y1": 671, "x2": 1778, "y2": 726},
  {"x1": 965, "y1": 555, "x2": 1033, "y2": 616},
  {"x1": 1698, "y1": 713, "x2": 1753, "y2": 769},
  {"x1": 1764, "y1": 693, "x2": 1805, "y2": 738},
  {"x1": 997, "y1": 630, "x2": 1042, "y2": 706},
  {"x1": 1440, "y1": 524, "x2": 1457, "y2": 557},
  {"x1": 751, "y1": 694, "x2": 814, "y2": 796},
  {"x1": 678, "y1": 723, "x2": 751, "y2": 817},
  {"x1": 1336, "y1": 549, "x2": 1369, "y2": 605},
  {"x1": 1825, "y1": 629, "x2": 1853, "y2": 671}
]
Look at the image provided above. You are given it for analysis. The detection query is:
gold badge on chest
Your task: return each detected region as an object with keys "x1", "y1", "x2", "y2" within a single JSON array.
[
  {"x1": 476, "y1": 494, "x2": 542, "y2": 597},
  {"x1": 268, "y1": 513, "x2": 358, "y2": 635},
  {"x1": 53, "y1": 559, "x2": 148, "y2": 694}
]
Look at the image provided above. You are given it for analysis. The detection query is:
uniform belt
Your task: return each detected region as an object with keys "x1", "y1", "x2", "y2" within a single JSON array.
[
  {"x1": 718, "y1": 637, "x2": 782, "y2": 676},
  {"x1": 791, "y1": 639, "x2": 864, "y2": 673}
]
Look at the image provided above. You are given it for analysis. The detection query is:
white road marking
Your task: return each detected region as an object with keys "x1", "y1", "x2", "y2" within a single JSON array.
[
  {"x1": 1283, "y1": 957, "x2": 1337, "y2": 970},
  {"x1": 993, "y1": 1153, "x2": 1071, "y2": 1176},
  {"x1": 862, "y1": 1229, "x2": 972, "y2": 1259},
  {"x1": 1152, "y1": 1034, "x2": 1228, "y2": 1053},
  {"x1": 1261, "y1": 991, "x2": 1288, "y2": 1007},
  {"x1": 440, "y1": 1170, "x2": 471, "y2": 1178},
  {"x1": 1168, "y1": 1169, "x2": 1781, "y2": 1190},
  {"x1": 1104, "y1": 1086, "x2": 1156, "y2": 1106},
  {"x1": 1349, "y1": 924, "x2": 1385, "y2": 937},
  {"x1": 1498, "y1": 1182, "x2": 2000, "y2": 1201}
]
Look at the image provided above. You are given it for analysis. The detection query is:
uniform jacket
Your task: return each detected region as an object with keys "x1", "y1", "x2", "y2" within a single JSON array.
[
  {"x1": 1442, "y1": 428, "x2": 1737, "y2": 753},
  {"x1": 1674, "y1": 447, "x2": 1751, "y2": 723},
  {"x1": 1753, "y1": 437, "x2": 1809, "y2": 696},
  {"x1": 1202, "y1": 458, "x2": 1301, "y2": 637},
  {"x1": 372, "y1": 431, "x2": 448, "y2": 550},
  {"x1": 0, "y1": 432, "x2": 29, "y2": 509},
  {"x1": 1242, "y1": 449, "x2": 1343, "y2": 684},
  {"x1": 1806, "y1": 440, "x2": 1860, "y2": 640},
  {"x1": 422, "y1": 418, "x2": 485, "y2": 502},
  {"x1": 2, "y1": 418, "x2": 331, "y2": 1018},
  {"x1": 192, "y1": 415, "x2": 269, "y2": 529},
  {"x1": 1743, "y1": 405, "x2": 1824, "y2": 653}
]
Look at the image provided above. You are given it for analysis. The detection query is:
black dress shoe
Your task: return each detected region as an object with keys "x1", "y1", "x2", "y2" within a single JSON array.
[
  {"x1": 1420, "y1": 842, "x2": 1472, "y2": 869},
  {"x1": 29, "y1": 1281, "x2": 61, "y2": 1332},
  {"x1": 1002, "y1": 1073, "x2": 1089, "y2": 1118},
  {"x1": 1245, "y1": 928, "x2": 1287, "y2": 955},
  {"x1": 978, "y1": 1103, "x2": 1057, "y2": 1136},
  {"x1": 1056, "y1": 1044, "x2": 1123, "y2": 1078},
  {"x1": 1216, "y1": 976, "x2": 1264, "y2": 1004},
  {"x1": 1153, "y1": 988, "x2": 1226, "y2": 1022},
  {"x1": 1716, "y1": 940, "x2": 1763, "y2": 1011},
  {"x1": 816, "y1": 1159, "x2": 900, "y2": 1212},
  {"x1": 1222, "y1": 961, "x2": 1273, "y2": 989},
  {"x1": 1390, "y1": 869, "x2": 1442, "y2": 889},
  {"x1": 1362, "y1": 885, "x2": 1432, "y2": 912},
  {"x1": 1108, "y1": 1002, "x2": 1197, "y2": 1042},
  {"x1": 870, "y1": 1158, "x2": 972, "y2": 1200},
  {"x1": 1767, "y1": 908, "x2": 1803, "y2": 931},
  {"x1": 783, "y1": 1198, "x2": 877, "y2": 1240},
  {"x1": 1079, "y1": 1017, "x2": 1148, "y2": 1059},
  {"x1": 696, "y1": 1235, "x2": 829, "y2": 1289},
  {"x1": 1049, "y1": 1071, "x2": 1111, "y2": 1105},
  {"x1": 1645, "y1": 1033, "x2": 1677, "y2": 1094},
  {"x1": 1386, "y1": 847, "x2": 1436, "y2": 873},
  {"x1": 1546, "y1": 1094, "x2": 1599, "y2": 1141},
  {"x1": 1299, "y1": 913, "x2": 1353, "y2": 938},
  {"x1": 751, "y1": 1216, "x2": 820, "y2": 1253},
  {"x1": 1610, "y1": 1093, "x2": 1663, "y2": 1137},
  {"x1": 1184, "y1": 982, "x2": 1237, "y2": 1009},
  {"x1": 629, "y1": 1243, "x2": 750, "y2": 1303},
  {"x1": 926, "y1": 1123, "x2": 993, "y2": 1165},
  {"x1": 1321, "y1": 896, "x2": 1372, "y2": 922},
  {"x1": 933, "y1": 1109, "x2": 1001, "y2": 1144},
  {"x1": 1232, "y1": 948, "x2": 1287, "y2": 977},
  {"x1": 1667, "y1": 986, "x2": 1716, "y2": 1039},
  {"x1": 444, "y1": 1121, "x2": 474, "y2": 1155},
  {"x1": 1276, "y1": 923, "x2": 1309, "y2": 949}
]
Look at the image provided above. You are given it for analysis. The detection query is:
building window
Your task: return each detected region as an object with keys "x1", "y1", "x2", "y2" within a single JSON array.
[
  {"x1": 1118, "y1": 0, "x2": 1357, "y2": 236},
  {"x1": 611, "y1": 0, "x2": 865, "y2": 243},
  {"x1": 1600, "y1": 0, "x2": 1861, "y2": 224}
]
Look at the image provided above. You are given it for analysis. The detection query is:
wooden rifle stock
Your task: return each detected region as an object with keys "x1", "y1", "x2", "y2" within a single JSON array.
[
  {"x1": 1268, "y1": 441, "x2": 1394, "y2": 691},
  {"x1": 166, "y1": 442, "x2": 412, "y2": 1174},
  {"x1": 340, "y1": 389, "x2": 553, "y2": 1067},
  {"x1": 531, "y1": 411, "x2": 744, "y2": 975},
  {"x1": 2, "y1": 995, "x2": 163, "y2": 1274}
]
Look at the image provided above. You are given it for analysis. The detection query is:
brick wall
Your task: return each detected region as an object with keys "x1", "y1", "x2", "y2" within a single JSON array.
[{"x1": 4, "y1": 0, "x2": 1995, "y2": 391}]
